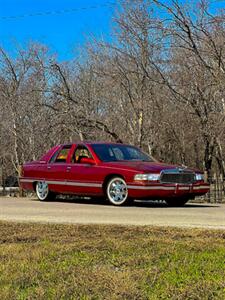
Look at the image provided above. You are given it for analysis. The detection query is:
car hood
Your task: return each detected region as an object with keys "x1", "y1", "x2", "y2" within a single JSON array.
[{"x1": 101, "y1": 161, "x2": 197, "y2": 173}]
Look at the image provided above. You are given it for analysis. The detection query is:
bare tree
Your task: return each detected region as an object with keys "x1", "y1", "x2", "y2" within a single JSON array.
[{"x1": 0, "y1": 0, "x2": 225, "y2": 184}]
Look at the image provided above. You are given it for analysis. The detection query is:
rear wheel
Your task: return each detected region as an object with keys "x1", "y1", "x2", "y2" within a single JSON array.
[
  {"x1": 106, "y1": 177, "x2": 131, "y2": 206},
  {"x1": 36, "y1": 181, "x2": 55, "y2": 201},
  {"x1": 165, "y1": 197, "x2": 189, "y2": 207}
]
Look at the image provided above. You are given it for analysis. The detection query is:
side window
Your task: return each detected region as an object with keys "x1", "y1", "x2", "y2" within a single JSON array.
[
  {"x1": 112, "y1": 147, "x2": 125, "y2": 160},
  {"x1": 126, "y1": 147, "x2": 140, "y2": 160},
  {"x1": 71, "y1": 146, "x2": 92, "y2": 163},
  {"x1": 51, "y1": 145, "x2": 72, "y2": 163},
  {"x1": 49, "y1": 149, "x2": 60, "y2": 163}
]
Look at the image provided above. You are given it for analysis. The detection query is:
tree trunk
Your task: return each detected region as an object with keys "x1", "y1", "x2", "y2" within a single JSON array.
[
  {"x1": 203, "y1": 139, "x2": 214, "y2": 181},
  {"x1": 215, "y1": 140, "x2": 225, "y2": 178}
]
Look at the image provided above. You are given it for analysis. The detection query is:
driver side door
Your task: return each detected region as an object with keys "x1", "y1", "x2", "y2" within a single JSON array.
[{"x1": 65, "y1": 145, "x2": 102, "y2": 196}]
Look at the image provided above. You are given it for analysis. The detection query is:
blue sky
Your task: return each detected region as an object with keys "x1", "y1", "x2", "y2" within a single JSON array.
[
  {"x1": 0, "y1": 0, "x2": 115, "y2": 61},
  {"x1": 0, "y1": 0, "x2": 224, "y2": 61}
]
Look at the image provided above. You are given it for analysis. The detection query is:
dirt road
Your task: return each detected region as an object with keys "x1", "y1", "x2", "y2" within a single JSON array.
[{"x1": 0, "y1": 196, "x2": 225, "y2": 229}]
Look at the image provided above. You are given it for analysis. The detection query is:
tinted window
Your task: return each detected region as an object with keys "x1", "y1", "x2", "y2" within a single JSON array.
[
  {"x1": 71, "y1": 145, "x2": 92, "y2": 163},
  {"x1": 49, "y1": 149, "x2": 60, "y2": 163},
  {"x1": 52, "y1": 145, "x2": 72, "y2": 163},
  {"x1": 92, "y1": 144, "x2": 153, "y2": 162}
]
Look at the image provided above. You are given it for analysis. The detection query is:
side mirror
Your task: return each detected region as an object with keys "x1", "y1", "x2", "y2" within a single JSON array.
[{"x1": 79, "y1": 157, "x2": 96, "y2": 165}]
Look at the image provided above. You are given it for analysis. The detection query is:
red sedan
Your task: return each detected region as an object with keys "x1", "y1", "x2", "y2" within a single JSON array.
[{"x1": 20, "y1": 142, "x2": 209, "y2": 206}]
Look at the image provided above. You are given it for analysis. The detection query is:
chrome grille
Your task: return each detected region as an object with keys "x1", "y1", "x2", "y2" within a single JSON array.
[{"x1": 160, "y1": 169, "x2": 195, "y2": 184}]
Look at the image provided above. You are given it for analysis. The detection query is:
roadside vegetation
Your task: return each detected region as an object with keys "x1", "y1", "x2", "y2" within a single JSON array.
[
  {"x1": 0, "y1": 222, "x2": 225, "y2": 299},
  {"x1": 1, "y1": 1, "x2": 225, "y2": 184}
]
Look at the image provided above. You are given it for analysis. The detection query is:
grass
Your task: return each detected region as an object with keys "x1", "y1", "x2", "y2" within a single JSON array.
[{"x1": 0, "y1": 222, "x2": 225, "y2": 300}]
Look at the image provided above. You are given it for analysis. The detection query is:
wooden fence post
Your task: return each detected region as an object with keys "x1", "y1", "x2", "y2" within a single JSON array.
[
  {"x1": 221, "y1": 174, "x2": 225, "y2": 203},
  {"x1": 18, "y1": 165, "x2": 24, "y2": 197},
  {"x1": 204, "y1": 171, "x2": 210, "y2": 203},
  {"x1": 1, "y1": 157, "x2": 6, "y2": 196}
]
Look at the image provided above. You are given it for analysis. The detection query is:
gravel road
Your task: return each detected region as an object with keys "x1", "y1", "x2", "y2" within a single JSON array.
[{"x1": 0, "y1": 196, "x2": 225, "y2": 229}]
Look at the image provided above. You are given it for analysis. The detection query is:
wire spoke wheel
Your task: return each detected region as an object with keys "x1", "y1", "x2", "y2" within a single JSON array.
[{"x1": 106, "y1": 177, "x2": 129, "y2": 206}]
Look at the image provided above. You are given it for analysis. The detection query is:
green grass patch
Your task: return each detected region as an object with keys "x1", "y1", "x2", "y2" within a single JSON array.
[{"x1": 0, "y1": 222, "x2": 225, "y2": 299}]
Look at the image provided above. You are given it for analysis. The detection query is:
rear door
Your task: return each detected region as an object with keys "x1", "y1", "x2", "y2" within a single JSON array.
[{"x1": 47, "y1": 145, "x2": 73, "y2": 193}]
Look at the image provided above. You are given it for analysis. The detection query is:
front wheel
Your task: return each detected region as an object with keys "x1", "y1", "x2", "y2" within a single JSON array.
[
  {"x1": 36, "y1": 181, "x2": 55, "y2": 201},
  {"x1": 165, "y1": 197, "x2": 189, "y2": 207},
  {"x1": 106, "y1": 177, "x2": 130, "y2": 206}
]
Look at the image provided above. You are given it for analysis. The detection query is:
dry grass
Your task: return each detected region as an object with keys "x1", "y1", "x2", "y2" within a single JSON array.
[{"x1": 0, "y1": 222, "x2": 225, "y2": 299}]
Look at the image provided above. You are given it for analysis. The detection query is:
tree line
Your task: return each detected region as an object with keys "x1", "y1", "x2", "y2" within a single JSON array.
[{"x1": 0, "y1": 0, "x2": 225, "y2": 182}]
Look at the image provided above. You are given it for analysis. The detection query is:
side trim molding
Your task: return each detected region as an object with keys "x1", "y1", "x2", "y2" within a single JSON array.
[
  {"x1": 20, "y1": 178, "x2": 102, "y2": 188},
  {"x1": 20, "y1": 178, "x2": 208, "y2": 191},
  {"x1": 127, "y1": 185, "x2": 175, "y2": 190}
]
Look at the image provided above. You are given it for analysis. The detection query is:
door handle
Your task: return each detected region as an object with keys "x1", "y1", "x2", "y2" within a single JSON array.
[
  {"x1": 66, "y1": 166, "x2": 71, "y2": 172},
  {"x1": 47, "y1": 166, "x2": 51, "y2": 170}
]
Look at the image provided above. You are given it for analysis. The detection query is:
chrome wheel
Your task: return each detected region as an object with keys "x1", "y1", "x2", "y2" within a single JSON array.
[
  {"x1": 36, "y1": 181, "x2": 49, "y2": 201},
  {"x1": 106, "y1": 177, "x2": 128, "y2": 206}
]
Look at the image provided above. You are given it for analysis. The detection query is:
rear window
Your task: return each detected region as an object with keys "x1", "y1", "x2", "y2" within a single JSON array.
[{"x1": 50, "y1": 145, "x2": 72, "y2": 163}]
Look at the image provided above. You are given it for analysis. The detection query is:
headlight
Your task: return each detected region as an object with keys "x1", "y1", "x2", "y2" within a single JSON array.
[
  {"x1": 134, "y1": 174, "x2": 160, "y2": 181},
  {"x1": 195, "y1": 173, "x2": 204, "y2": 181}
]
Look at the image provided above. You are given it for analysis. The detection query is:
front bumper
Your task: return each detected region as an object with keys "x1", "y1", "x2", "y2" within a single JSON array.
[{"x1": 127, "y1": 182, "x2": 209, "y2": 199}]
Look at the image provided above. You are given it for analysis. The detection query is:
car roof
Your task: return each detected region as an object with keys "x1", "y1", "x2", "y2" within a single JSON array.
[{"x1": 60, "y1": 141, "x2": 130, "y2": 147}]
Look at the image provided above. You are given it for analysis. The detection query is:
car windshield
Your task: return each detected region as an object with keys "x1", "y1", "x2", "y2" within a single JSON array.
[{"x1": 92, "y1": 144, "x2": 154, "y2": 162}]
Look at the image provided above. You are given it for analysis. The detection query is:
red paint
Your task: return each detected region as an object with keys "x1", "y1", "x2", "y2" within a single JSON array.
[{"x1": 20, "y1": 142, "x2": 210, "y2": 200}]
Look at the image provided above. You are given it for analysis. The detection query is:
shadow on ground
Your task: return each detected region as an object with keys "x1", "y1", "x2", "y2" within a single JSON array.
[{"x1": 30, "y1": 196, "x2": 219, "y2": 208}]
